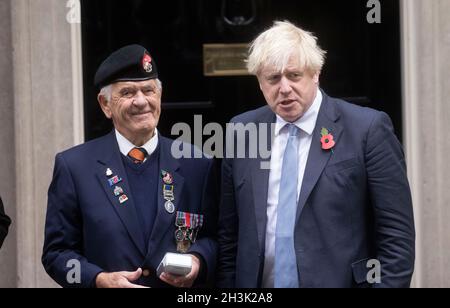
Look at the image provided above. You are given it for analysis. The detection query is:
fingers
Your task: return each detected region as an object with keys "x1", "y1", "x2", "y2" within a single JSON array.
[
  {"x1": 119, "y1": 268, "x2": 143, "y2": 282},
  {"x1": 159, "y1": 272, "x2": 193, "y2": 288},
  {"x1": 125, "y1": 282, "x2": 150, "y2": 289},
  {"x1": 187, "y1": 255, "x2": 200, "y2": 280}
]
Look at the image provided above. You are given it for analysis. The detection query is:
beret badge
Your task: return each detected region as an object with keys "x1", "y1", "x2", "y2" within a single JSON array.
[{"x1": 142, "y1": 53, "x2": 153, "y2": 73}]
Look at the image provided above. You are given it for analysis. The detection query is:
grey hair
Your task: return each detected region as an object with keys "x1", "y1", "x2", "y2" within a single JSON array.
[
  {"x1": 99, "y1": 84, "x2": 112, "y2": 102},
  {"x1": 247, "y1": 21, "x2": 327, "y2": 75},
  {"x1": 99, "y1": 79, "x2": 163, "y2": 102}
]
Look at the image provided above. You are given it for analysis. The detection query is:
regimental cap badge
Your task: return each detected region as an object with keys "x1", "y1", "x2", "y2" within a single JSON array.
[{"x1": 142, "y1": 52, "x2": 153, "y2": 73}]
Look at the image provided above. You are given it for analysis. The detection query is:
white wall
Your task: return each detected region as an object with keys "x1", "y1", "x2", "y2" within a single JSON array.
[{"x1": 0, "y1": 0, "x2": 83, "y2": 288}]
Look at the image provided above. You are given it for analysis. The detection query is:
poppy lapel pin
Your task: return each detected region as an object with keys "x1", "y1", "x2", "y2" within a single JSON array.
[{"x1": 321, "y1": 127, "x2": 336, "y2": 152}]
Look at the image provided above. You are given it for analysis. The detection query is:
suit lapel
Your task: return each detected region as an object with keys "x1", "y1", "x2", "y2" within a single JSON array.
[
  {"x1": 251, "y1": 109, "x2": 276, "y2": 253},
  {"x1": 146, "y1": 137, "x2": 184, "y2": 258},
  {"x1": 296, "y1": 93, "x2": 343, "y2": 221},
  {"x1": 96, "y1": 132, "x2": 146, "y2": 256}
]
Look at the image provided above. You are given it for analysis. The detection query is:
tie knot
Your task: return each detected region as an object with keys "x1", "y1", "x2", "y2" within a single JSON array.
[
  {"x1": 128, "y1": 147, "x2": 148, "y2": 164},
  {"x1": 287, "y1": 124, "x2": 300, "y2": 137}
]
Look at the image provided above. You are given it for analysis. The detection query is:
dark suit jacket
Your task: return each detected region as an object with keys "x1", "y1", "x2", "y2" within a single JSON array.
[
  {"x1": 0, "y1": 197, "x2": 11, "y2": 249},
  {"x1": 42, "y1": 131, "x2": 218, "y2": 288},
  {"x1": 217, "y1": 92, "x2": 415, "y2": 288}
]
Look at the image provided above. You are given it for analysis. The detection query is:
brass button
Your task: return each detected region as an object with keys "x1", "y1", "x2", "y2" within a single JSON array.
[{"x1": 142, "y1": 269, "x2": 150, "y2": 277}]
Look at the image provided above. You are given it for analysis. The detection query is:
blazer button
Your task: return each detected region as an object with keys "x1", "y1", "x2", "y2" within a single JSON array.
[{"x1": 142, "y1": 269, "x2": 151, "y2": 277}]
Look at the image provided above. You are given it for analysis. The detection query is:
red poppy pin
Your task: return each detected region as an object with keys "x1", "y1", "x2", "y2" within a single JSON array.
[{"x1": 321, "y1": 128, "x2": 336, "y2": 151}]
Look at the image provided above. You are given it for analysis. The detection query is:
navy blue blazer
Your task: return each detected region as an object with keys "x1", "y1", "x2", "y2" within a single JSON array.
[
  {"x1": 217, "y1": 92, "x2": 415, "y2": 288},
  {"x1": 0, "y1": 197, "x2": 11, "y2": 249},
  {"x1": 42, "y1": 132, "x2": 218, "y2": 288}
]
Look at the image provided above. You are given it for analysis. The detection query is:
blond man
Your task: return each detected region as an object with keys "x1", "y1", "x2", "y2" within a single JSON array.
[{"x1": 217, "y1": 21, "x2": 414, "y2": 288}]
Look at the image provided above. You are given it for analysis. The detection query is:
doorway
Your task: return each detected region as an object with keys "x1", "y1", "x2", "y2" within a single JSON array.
[{"x1": 81, "y1": 0, "x2": 402, "y2": 142}]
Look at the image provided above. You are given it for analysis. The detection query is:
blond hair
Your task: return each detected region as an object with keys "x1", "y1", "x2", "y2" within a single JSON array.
[{"x1": 247, "y1": 21, "x2": 326, "y2": 75}]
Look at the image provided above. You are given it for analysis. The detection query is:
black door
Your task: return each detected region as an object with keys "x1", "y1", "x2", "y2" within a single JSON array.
[{"x1": 81, "y1": 0, "x2": 402, "y2": 142}]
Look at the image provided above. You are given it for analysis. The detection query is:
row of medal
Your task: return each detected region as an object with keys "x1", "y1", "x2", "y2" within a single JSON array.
[
  {"x1": 105, "y1": 167, "x2": 204, "y2": 253},
  {"x1": 175, "y1": 211, "x2": 204, "y2": 253}
]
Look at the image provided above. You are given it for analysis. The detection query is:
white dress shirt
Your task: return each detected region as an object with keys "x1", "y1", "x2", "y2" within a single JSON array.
[
  {"x1": 262, "y1": 90, "x2": 323, "y2": 288},
  {"x1": 115, "y1": 129, "x2": 159, "y2": 161}
]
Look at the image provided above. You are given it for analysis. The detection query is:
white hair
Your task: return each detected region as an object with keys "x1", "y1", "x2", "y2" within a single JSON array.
[
  {"x1": 99, "y1": 79, "x2": 163, "y2": 102},
  {"x1": 99, "y1": 84, "x2": 112, "y2": 102},
  {"x1": 247, "y1": 21, "x2": 327, "y2": 75}
]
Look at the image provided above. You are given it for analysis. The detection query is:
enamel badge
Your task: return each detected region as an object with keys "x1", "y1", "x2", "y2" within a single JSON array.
[{"x1": 142, "y1": 53, "x2": 153, "y2": 73}]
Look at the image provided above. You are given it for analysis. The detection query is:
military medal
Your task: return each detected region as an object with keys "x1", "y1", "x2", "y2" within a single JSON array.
[
  {"x1": 165, "y1": 201, "x2": 175, "y2": 214},
  {"x1": 175, "y1": 227, "x2": 185, "y2": 242},
  {"x1": 175, "y1": 212, "x2": 189, "y2": 253},
  {"x1": 174, "y1": 211, "x2": 204, "y2": 253},
  {"x1": 161, "y1": 170, "x2": 176, "y2": 214},
  {"x1": 163, "y1": 185, "x2": 175, "y2": 214}
]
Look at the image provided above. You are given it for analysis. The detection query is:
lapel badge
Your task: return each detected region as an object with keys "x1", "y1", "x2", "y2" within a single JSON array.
[
  {"x1": 119, "y1": 194, "x2": 129, "y2": 204},
  {"x1": 106, "y1": 168, "x2": 113, "y2": 177},
  {"x1": 114, "y1": 186, "x2": 124, "y2": 197},
  {"x1": 161, "y1": 170, "x2": 174, "y2": 185},
  {"x1": 108, "y1": 175, "x2": 122, "y2": 187}
]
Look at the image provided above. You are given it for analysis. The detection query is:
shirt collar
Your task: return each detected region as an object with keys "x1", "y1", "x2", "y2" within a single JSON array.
[
  {"x1": 274, "y1": 89, "x2": 323, "y2": 136},
  {"x1": 115, "y1": 128, "x2": 159, "y2": 157}
]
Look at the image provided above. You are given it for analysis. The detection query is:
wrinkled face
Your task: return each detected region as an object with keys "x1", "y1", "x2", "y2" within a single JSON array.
[
  {"x1": 98, "y1": 79, "x2": 161, "y2": 142},
  {"x1": 257, "y1": 56, "x2": 319, "y2": 123}
]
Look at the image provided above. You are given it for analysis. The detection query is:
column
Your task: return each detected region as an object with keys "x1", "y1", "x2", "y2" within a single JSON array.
[
  {"x1": 401, "y1": 0, "x2": 450, "y2": 288},
  {"x1": 10, "y1": 0, "x2": 84, "y2": 287},
  {"x1": 0, "y1": 0, "x2": 18, "y2": 288}
]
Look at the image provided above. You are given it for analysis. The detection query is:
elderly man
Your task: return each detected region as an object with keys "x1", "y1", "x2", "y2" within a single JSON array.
[
  {"x1": 217, "y1": 21, "x2": 415, "y2": 288},
  {"x1": 0, "y1": 197, "x2": 11, "y2": 249},
  {"x1": 42, "y1": 45, "x2": 218, "y2": 288}
]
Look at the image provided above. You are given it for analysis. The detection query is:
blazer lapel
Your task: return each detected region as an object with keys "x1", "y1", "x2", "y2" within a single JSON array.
[
  {"x1": 146, "y1": 137, "x2": 184, "y2": 258},
  {"x1": 296, "y1": 93, "x2": 343, "y2": 221},
  {"x1": 96, "y1": 132, "x2": 147, "y2": 256},
  {"x1": 251, "y1": 109, "x2": 276, "y2": 253}
]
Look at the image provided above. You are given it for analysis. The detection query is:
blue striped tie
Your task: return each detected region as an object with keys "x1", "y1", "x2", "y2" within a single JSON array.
[{"x1": 274, "y1": 124, "x2": 300, "y2": 288}]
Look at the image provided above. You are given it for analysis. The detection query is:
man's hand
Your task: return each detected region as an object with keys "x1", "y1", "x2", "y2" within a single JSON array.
[
  {"x1": 96, "y1": 268, "x2": 149, "y2": 288},
  {"x1": 159, "y1": 254, "x2": 200, "y2": 288}
]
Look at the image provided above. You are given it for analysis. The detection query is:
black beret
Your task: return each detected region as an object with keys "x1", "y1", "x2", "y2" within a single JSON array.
[{"x1": 94, "y1": 44, "x2": 158, "y2": 89}]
